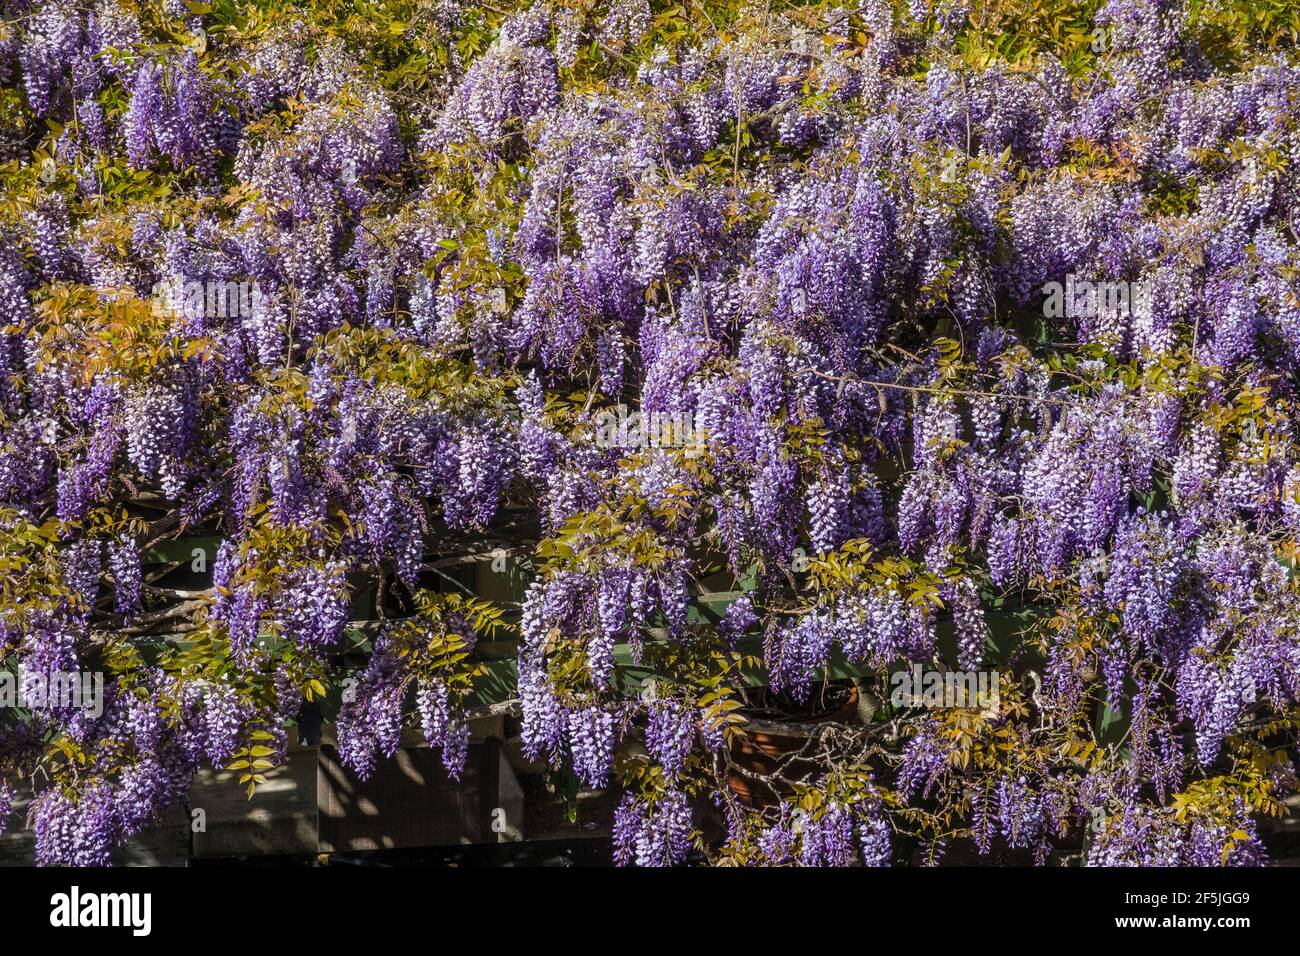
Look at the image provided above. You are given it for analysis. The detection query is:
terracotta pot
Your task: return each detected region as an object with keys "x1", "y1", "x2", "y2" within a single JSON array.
[{"x1": 725, "y1": 685, "x2": 859, "y2": 808}]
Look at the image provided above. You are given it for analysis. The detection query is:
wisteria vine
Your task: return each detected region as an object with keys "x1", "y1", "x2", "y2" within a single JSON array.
[{"x1": 0, "y1": 0, "x2": 1298, "y2": 867}]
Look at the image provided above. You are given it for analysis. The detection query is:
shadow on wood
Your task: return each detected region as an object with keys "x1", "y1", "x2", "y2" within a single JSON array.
[{"x1": 318, "y1": 739, "x2": 522, "y2": 851}]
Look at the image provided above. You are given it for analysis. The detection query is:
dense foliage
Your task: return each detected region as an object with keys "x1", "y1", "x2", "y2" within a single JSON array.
[{"x1": 0, "y1": 0, "x2": 1298, "y2": 866}]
